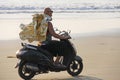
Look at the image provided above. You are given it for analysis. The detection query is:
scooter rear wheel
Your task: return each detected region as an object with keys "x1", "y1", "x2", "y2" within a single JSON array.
[
  {"x1": 18, "y1": 61, "x2": 36, "y2": 80},
  {"x1": 67, "y1": 59, "x2": 83, "y2": 76}
]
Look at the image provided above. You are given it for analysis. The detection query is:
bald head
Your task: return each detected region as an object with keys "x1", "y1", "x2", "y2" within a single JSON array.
[{"x1": 44, "y1": 7, "x2": 53, "y2": 17}]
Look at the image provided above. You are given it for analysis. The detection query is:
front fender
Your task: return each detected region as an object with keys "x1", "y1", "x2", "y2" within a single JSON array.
[{"x1": 74, "y1": 56, "x2": 82, "y2": 61}]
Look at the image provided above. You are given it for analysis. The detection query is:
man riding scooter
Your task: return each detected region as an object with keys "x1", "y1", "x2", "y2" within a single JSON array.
[
  {"x1": 16, "y1": 8, "x2": 83, "y2": 80},
  {"x1": 37, "y1": 7, "x2": 70, "y2": 68}
]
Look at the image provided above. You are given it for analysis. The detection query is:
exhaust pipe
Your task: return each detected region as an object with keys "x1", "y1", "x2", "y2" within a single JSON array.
[{"x1": 26, "y1": 63, "x2": 39, "y2": 71}]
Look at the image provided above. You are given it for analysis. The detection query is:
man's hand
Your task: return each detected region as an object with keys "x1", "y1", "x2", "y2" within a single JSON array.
[{"x1": 64, "y1": 36, "x2": 71, "y2": 39}]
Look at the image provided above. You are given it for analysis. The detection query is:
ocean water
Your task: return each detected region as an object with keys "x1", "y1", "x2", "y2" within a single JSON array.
[
  {"x1": 0, "y1": 0, "x2": 120, "y2": 13},
  {"x1": 0, "y1": 0, "x2": 120, "y2": 40}
]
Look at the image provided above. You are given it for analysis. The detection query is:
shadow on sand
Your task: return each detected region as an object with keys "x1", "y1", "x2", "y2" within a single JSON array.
[{"x1": 32, "y1": 75, "x2": 103, "y2": 80}]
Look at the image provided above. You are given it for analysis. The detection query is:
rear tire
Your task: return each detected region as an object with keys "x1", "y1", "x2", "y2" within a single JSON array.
[
  {"x1": 67, "y1": 59, "x2": 83, "y2": 76},
  {"x1": 18, "y1": 61, "x2": 35, "y2": 80}
]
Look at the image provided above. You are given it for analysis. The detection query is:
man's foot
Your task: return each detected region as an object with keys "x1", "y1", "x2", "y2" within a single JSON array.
[{"x1": 54, "y1": 62, "x2": 66, "y2": 69}]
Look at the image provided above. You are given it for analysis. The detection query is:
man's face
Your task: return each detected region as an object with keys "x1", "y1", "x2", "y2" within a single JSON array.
[{"x1": 46, "y1": 8, "x2": 53, "y2": 17}]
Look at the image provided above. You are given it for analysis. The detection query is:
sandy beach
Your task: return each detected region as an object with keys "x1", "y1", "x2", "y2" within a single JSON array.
[
  {"x1": 0, "y1": 0, "x2": 120, "y2": 79},
  {"x1": 0, "y1": 10, "x2": 120, "y2": 80},
  {"x1": 0, "y1": 33, "x2": 120, "y2": 80}
]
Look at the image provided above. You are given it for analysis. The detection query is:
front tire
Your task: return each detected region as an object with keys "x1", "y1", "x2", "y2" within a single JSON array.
[
  {"x1": 18, "y1": 61, "x2": 36, "y2": 80},
  {"x1": 67, "y1": 59, "x2": 83, "y2": 76}
]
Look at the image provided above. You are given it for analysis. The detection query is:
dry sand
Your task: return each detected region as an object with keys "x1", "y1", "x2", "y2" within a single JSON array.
[{"x1": 0, "y1": 34, "x2": 120, "y2": 80}]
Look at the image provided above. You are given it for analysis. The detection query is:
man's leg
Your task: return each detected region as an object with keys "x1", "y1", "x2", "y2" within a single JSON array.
[{"x1": 54, "y1": 56, "x2": 61, "y2": 63}]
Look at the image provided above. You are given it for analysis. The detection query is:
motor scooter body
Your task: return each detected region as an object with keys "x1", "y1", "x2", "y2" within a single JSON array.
[{"x1": 15, "y1": 31, "x2": 83, "y2": 80}]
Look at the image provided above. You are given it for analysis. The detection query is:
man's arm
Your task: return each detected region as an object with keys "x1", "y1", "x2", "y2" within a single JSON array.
[{"x1": 48, "y1": 22, "x2": 67, "y2": 39}]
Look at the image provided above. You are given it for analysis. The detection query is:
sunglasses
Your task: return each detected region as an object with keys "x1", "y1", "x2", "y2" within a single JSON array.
[{"x1": 47, "y1": 10, "x2": 53, "y2": 13}]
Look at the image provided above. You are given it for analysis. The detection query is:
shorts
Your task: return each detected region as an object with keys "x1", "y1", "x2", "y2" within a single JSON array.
[{"x1": 40, "y1": 40, "x2": 68, "y2": 56}]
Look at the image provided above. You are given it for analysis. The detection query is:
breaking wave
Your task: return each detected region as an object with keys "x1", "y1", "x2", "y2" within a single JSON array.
[{"x1": 0, "y1": 0, "x2": 120, "y2": 14}]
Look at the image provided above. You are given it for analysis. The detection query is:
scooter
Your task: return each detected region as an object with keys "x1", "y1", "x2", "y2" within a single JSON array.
[{"x1": 15, "y1": 30, "x2": 83, "y2": 80}]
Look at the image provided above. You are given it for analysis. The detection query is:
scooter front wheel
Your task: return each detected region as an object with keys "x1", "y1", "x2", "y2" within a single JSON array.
[
  {"x1": 18, "y1": 61, "x2": 36, "y2": 80},
  {"x1": 67, "y1": 58, "x2": 83, "y2": 76}
]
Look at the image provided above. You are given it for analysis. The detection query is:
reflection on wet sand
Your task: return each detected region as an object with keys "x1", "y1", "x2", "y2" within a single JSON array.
[{"x1": 32, "y1": 75, "x2": 102, "y2": 80}]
